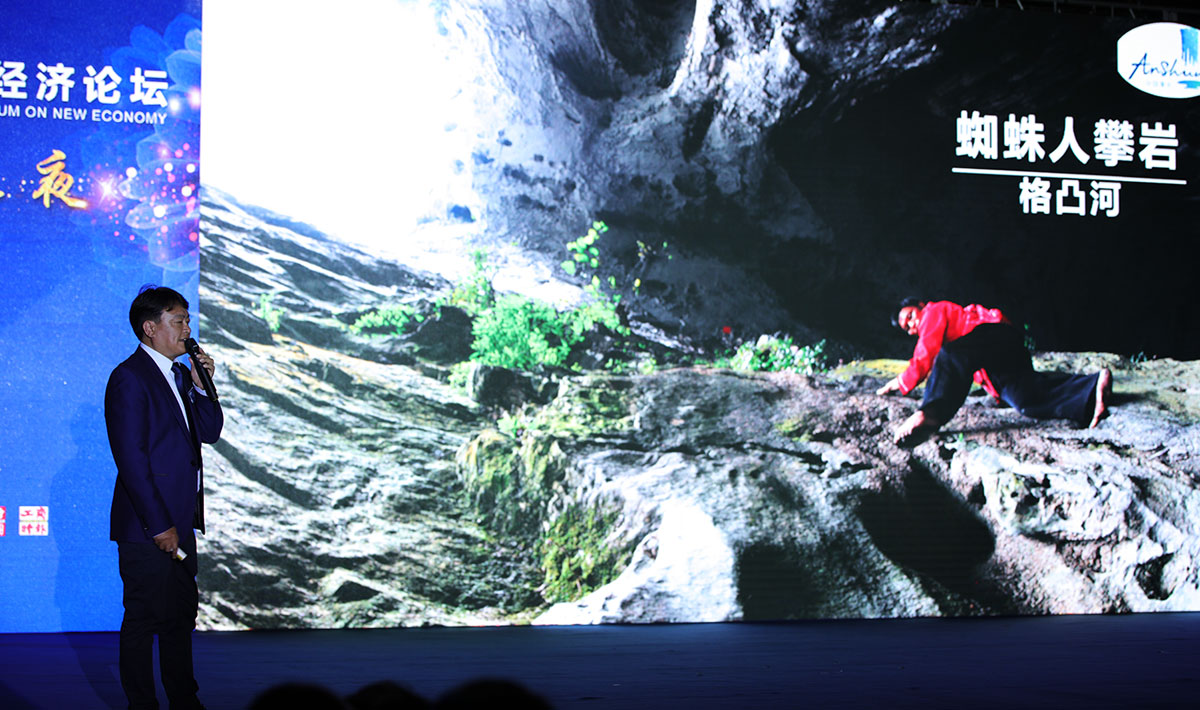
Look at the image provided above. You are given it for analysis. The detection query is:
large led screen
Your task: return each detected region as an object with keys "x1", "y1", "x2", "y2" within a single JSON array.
[{"x1": 193, "y1": 0, "x2": 1200, "y2": 629}]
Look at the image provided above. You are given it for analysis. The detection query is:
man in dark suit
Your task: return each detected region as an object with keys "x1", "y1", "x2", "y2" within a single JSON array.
[{"x1": 106, "y1": 285, "x2": 222, "y2": 710}]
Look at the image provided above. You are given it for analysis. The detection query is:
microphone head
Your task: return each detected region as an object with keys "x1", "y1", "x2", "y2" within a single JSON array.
[{"x1": 184, "y1": 338, "x2": 200, "y2": 356}]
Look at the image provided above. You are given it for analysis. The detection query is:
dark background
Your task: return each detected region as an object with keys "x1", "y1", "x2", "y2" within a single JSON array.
[{"x1": 767, "y1": 9, "x2": 1200, "y2": 359}]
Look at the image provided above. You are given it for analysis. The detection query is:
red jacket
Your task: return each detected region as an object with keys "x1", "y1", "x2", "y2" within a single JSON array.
[{"x1": 898, "y1": 301, "x2": 1008, "y2": 397}]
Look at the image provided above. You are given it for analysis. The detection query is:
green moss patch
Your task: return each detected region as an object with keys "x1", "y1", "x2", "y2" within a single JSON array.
[{"x1": 540, "y1": 502, "x2": 634, "y2": 604}]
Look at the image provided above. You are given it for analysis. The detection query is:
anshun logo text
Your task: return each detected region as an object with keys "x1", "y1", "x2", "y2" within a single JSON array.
[{"x1": 1117, "y1": 22, "x2": 1200, "y2": 99}]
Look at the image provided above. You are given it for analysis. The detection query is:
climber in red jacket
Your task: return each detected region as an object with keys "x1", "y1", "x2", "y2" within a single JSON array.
[{"x1": 876, "y1": 299, "x2": 1112, "y2": 445}]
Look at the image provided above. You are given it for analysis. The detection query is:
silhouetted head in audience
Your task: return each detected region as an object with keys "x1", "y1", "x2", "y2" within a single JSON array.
[
  {"x1": 346, "y1": 680, "x2": 430, "y2": 709},
  {"x1": 435, "y1": 678, "x2": 553, "y2": 709},
  {"x1": 249, "y1": 682, "x2": 346, "y2": 710}
]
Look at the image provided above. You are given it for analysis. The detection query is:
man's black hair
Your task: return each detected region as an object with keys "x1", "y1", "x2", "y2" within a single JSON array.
[
  {"x1": 129, "y1": 285, "x2": 189, "y2": 341},
  {"x1": 892, "y1": 297, "x2": 926, "y2": 329}
]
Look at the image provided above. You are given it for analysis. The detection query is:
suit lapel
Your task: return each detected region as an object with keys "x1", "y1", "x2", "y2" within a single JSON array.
[{"x1": 131, "y1": 347, "x2": 190, "y2": 438}]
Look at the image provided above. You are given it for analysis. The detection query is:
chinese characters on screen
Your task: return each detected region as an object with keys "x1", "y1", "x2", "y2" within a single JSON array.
[{"x1": 955, "y1": 110, "x2": 1181, "y2": 217}]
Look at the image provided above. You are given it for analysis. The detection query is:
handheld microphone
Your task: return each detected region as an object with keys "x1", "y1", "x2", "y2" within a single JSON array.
[{"x1": 184, "y1": 338, "x2": 219, "y2": 403}]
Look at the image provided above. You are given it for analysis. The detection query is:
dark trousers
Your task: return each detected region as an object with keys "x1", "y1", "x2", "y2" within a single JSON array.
[
  {"x1": 921, "y1": 323, "x2": 1099, "y2": 426},
  {"x1": 117, "y1": 537, "x2": 200, "y2": 710}
]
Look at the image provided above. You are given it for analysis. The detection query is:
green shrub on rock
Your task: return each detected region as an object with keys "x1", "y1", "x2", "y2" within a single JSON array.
[
  {"x1": 728, "y1": 334, "x2": 827, "y2": 375},
  {"x1": 470, "y1": 294, "x2": 574, "y2": 371},
  {"x1": 349, "y1": 304, "x2": 416, "y2": 337}
]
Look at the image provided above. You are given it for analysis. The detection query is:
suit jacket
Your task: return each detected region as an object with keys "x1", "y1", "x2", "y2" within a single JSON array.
[{"x1": 106, "y1": 346, "x2": 223, "y2": 545}]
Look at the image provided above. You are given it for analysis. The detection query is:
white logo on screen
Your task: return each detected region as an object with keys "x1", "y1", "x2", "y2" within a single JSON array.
[{"x1": 1117, "y1": 22, "x2": 1200, "y2": 99}]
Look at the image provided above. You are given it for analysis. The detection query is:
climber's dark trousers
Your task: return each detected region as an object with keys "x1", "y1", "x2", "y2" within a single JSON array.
[{"x1": 920, "y1": 324, "x2": 1099, "y2": 426}]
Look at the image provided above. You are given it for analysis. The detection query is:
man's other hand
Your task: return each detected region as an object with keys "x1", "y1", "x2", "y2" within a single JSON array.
[{"x1": 152, "y1": 526, "x2": 179, "y2": 555}]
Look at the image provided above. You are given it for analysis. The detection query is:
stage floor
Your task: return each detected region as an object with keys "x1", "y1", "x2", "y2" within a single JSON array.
[{"x1": 2, "y1": 613, "x2": 1199, "y2": 709}]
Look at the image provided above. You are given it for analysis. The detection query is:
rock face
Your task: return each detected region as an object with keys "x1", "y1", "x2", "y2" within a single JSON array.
[
  {"x1": 197, "y1": 187, "x2": 1200, "y2": 629},
  {"x1": 433, "y1": 0, "x2": 1200, "y2": 359},
  {"x1": 520, "y1": 360, "x2": 1200, "y2": 623},
  {"x1": 446, "y1": 0, "x2": 954, "y2": 351},
  {"x1": 199, "y1": 190, "x2": 543, "y2": 629}
]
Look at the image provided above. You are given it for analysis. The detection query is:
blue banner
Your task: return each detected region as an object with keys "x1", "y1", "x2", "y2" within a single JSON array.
[{"x1": 0, "y1": 2, "x2": 201, "y2": 632}]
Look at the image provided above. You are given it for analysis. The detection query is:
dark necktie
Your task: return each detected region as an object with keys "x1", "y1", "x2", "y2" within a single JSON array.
[{"x1": 172, "y1": 362, "x2": 206, "y2": 533}]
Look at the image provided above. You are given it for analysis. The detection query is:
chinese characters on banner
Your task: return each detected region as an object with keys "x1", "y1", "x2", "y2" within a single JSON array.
[
  {"x1": 12, "y1": 506, "x2": 49, "y2": 536},
  {"x1": 0, "y1": 150, "x2": 89, "y2": 210},
  {"x1": 1, "y1": 60, "x2": 166, "y2": 108},
  {"x1": 0, "y1": 505, "x2": 53, "y2": 536},
  {"x1": 1, "y1": 56, "x2": 172, "y2": 210},
  {"x1": 954, "y1": 110, "x2": 1184, "y2": 217},
  {"x1": 33, "y1": 150, "x2": 87, "y2": 209}
]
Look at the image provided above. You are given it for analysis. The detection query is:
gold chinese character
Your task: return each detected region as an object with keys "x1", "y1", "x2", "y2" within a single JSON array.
[{"x1": 32, "y1": 149, "x2": 87, "y2": 209}]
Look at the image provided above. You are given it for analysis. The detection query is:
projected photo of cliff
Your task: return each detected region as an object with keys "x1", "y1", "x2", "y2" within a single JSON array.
[{"x1": 195, "y1": 0, "x2": 1200, "y2": 629}]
